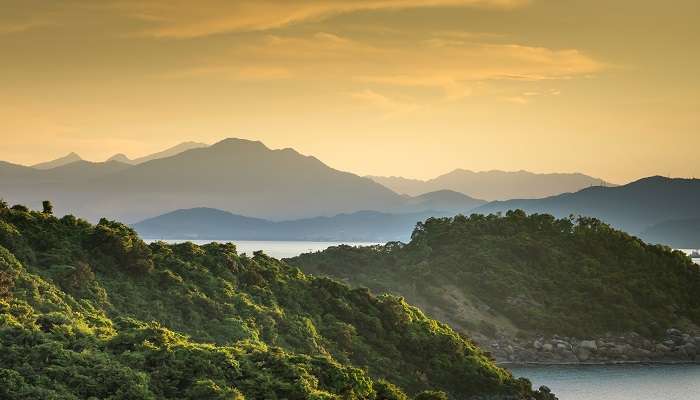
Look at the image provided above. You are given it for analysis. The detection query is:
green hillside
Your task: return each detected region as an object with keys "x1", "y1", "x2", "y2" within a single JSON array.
[
  {"x1": 0, "y1": 202, "x2": 551, "y2": 400},
  {"x1": 289, "y1": 211, "x2": 700, "y2": 339}
]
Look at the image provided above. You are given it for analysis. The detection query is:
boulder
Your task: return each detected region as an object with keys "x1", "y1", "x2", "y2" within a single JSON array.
[
  {"x1": 576, "y1": 348, "x2": 591, "y2": 361},
  {"x1": 542, "y1": 343, "x2": 553, "y2": 352},
  {"x1": 579, "y1": 340, "x2": 598, "y2": 351}
]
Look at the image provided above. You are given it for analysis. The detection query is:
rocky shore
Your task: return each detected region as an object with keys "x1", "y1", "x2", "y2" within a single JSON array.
[{"x1": 478, "y1": 328, "x2": 700, "y2": 364}]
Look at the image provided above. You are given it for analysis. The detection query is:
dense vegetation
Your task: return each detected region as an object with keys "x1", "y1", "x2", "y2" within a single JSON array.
[
  {"x1": 0, "y1": 201, "x2": 551, "y2": 400},
  {"x1": 289, "y1": 210, "x2": 700, "y2": 339}
]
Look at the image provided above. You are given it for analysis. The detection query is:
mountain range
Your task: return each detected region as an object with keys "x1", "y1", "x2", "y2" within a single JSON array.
[
  {"x1": 132, "y1": 208, "x2": 444, "y2": 242},
  {"x1": 4, "y1": 138, "x2": 481, "y2": 223},
  {"x1": 369, "y1": 169, "x2": 612, "y2": 200},
  {"x1": 4, "y1": 139, "x2": 699, "y2": 247},
  {"x1": 474, "y1": 176, "x2": 700, "y2": 238}
]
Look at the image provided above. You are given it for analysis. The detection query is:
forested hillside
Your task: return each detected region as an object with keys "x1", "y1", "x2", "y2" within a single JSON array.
[
  {"x1": 289, "y1": 211, "x2": 700, "y2": 339},
  {"x1": 0, "y1": 201, "x2": 552, "y2": 400}
]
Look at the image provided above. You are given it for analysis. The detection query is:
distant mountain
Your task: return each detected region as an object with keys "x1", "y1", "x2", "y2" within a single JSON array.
[
  {"x1": 31, "y1": 152, "x2": 82, "y2": 169},
  {"x1": 639, "y1": 218, "x2": 700, "y2": 249},
  {"x1": 105, "y1": 141, "x2": 207, "y2": 165},
  {"x1": 399, "y1": 189, "x2": 486, "y2": 214},
  {"x1": 133, "y1": 207, "x2": 441, "y2": 242},
  {"x1": 474, "y1": 176, "x2": 700, "y2": 235},
  {"x1": 1, "y1": 138, "x2": 410, "y2": 222},
  {"x1": 369, "y1": 169, "x2": 612, "y2": 200},
  {"x1": 106, "y1": 153, "x2": 131, "y2": 163}
]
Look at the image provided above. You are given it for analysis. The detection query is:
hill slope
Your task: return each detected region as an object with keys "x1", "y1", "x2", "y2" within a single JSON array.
[
  {"x1": 475, "y1": 176, "x2": 700, "y2": 235},
  {"x1": 0, "y1": 204, "x2": 551, "y2": 399},
  {"x1": 288, "y1": 211, "x2": 700, "y2": 361},
  {"x1": 369, "y1": 170, "x2": 610, "y2": 200},
  {"x1": 640, "y1": 218, "x2": 700, "y2": 248}
]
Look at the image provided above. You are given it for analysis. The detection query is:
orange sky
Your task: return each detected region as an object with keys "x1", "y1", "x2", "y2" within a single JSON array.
[{"x1": 1, "y1": 0, "x2": 698, "y2": 183}]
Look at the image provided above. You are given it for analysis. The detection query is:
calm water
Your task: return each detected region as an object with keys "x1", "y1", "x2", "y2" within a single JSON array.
[
  {"x1": 146, "y1": 239, "x2": 379, "y2": 259},
  {"x1": 511, "y1": 364, "x2": 700, "y2": 400}
]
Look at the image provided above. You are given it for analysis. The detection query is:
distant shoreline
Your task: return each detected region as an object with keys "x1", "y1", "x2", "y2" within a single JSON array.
[{"x1": 499, "y1": 360, "x2": 700, "y2": 367}]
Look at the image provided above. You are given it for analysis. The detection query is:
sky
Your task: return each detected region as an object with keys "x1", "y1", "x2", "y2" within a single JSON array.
[{"x1": 1, "y1": 0, "x2": 698, "y2": 184}]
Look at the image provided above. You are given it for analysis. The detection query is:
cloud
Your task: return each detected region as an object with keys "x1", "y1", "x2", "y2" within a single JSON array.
[
  {"x1": 162, "y1": 30, "x2": 604, "y2": 105},
  {"x1": 113, "y1": 0, "x2": 528, "y2": 38},
  {"x1": 350, "y1": 89, "x2": 420, "y2": 116},
  {"x1": 0, "y1": 21, "x2": 50, "y2": 34}
]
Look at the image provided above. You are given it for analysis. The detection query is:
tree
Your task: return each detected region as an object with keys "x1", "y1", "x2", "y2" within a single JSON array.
[
  {"x1": 42, "y1": 200, "x2": 53, "y2": 215},
  {"x1": 414, "y1": 390, "x2": 449, "y2": 400}
]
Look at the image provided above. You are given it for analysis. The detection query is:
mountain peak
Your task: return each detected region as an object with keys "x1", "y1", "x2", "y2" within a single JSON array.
[
  {"x1": 32, "y1": 152, "x2": 83, "y2": 170},
  {"x1": 211, "y1": 138, "x2": 269, "y2": 151},
  {"x1": 107, "y1": 153, "x2": 132, "y2": 163}
]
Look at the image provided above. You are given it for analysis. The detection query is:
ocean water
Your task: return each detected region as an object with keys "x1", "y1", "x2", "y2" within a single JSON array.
[
  {"x1": 510, "y1": 364, "x2": 700, "y2": 400},
  {"x1": 146, "y1": 239, "x2": 380, "y2": 259}
]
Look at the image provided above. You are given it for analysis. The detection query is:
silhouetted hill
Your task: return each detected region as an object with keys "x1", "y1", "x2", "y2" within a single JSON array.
[
  {"x1": 640, "y1": 218, "x2": 700, "y2": 248},
  {"x1": 370, "y1": 169, "x2": 611, "y2": 200},
  {"x1": 31, "y1": 152, "x2": 82, "y2": 169},
  {"x1": 0, "y1": 138, "x2": 408, "y2": 222},
  {"x1": 133, "y1": 207, "x2": 441, "y2": 242},
  {"x1": 475, "y1": 176, "x2": 700, "y2": 235}
]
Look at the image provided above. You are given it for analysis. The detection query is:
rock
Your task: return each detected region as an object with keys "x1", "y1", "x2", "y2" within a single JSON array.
[
  {"x1": 681, "y1": 343, "x2": 697, "y2": 357},
  {"x1": 542, "y1": 343, "x2": 553, "y2": 352},
  {"x1": 663, "y1": 340, "x2": 676, "y2": 347},
  {"x1": 656, "y1": 343, "x2": 671, "y2": 352},
  {"x1": 533, "y1": 339, "x2": 543, "y2": 350},
  {"x1": 577, "y1": 348, "x2": 591, "y2": 361},
  {"x1": 556, "y1": 343, "x2": 569, "y2": 351},
  {"x1": 666, "y1": 328, "x2": 682, "y2": 336},
  {"x1": 579, "y1": 340, "x2": 598, "y2": 351}
]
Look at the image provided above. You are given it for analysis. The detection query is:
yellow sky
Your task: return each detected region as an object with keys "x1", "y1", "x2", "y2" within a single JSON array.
[{"x1": 1, "y1": 0, "x2": 698, "y2": 183}]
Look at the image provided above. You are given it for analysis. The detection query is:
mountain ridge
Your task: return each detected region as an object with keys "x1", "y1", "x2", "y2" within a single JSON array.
[{"x1": 369, "y1": 169, "x2": 613, "y2": 200}]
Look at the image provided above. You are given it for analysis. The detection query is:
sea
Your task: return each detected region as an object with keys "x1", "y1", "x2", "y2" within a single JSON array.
[{"x1": 511, "y1": 364, "x2": 700, "y2": 400}]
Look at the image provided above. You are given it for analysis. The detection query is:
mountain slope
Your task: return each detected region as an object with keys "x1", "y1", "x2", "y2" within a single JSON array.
[
  {"x1": 31, "y1": 152, "x2": 82, "y2": 169},
  {"x1": 133, "y1": 208, "x2": 440, "y2": 242},
  {"x1": 640, "y1": 218, "x2": 700, "y2": 248},
  {"x1": 288, "y1": 211, "x2": 700, "y2": 362},
  {"x1": 0, "y1": 204, "x2": 551, "y2": 399},
  {"x1": 400, "y1": 190, "x2": 486, "y2": 214},
  {"x1": 370, "y1": 170, "x2": 611, "y2": 200},
  {"x1": 475, "y1": 176, "x2": 700, "y2": 234}
]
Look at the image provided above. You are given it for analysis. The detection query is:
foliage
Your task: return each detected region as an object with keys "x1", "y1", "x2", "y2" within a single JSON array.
[
  {"x1": 0, "y1": 205, "x2": 552, "y2": 400},
  {"x1": 289, "y1": 210, "x2": 700, "y2": 338}
]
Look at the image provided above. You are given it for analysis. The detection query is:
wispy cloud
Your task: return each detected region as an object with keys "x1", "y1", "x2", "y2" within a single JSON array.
[
  {"x1": 113, "y1": 0, "x2": 529, "y2": 38},
  {"x1": 350, "y1": 89, "x2": 420, "y2": 117}
]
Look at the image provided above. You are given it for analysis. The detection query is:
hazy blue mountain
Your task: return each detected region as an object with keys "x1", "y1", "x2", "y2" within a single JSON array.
[
  {"x1": 369, "y1": 169, "x2": 612, "y2": 200},
  {"x1": 474, "y1": 176, "x2": 700, "y2": 235},
  {"x1": 639, "y1": 218, "x2": 700, "y2": 248},
  {"x1": 105, "y1": 141, "x2": 207, "y2": 164},
  {"x1": 31, "y1": 152, "x2": 82, "y2": 169},
  {"x1": 132, "y1": 207, "x2": 442, "y2": 242}
]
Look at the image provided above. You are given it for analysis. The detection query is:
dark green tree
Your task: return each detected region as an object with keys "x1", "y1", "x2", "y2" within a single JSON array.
[{"x1": 42, "y1": 200, "x2": 53, "y2": 215}]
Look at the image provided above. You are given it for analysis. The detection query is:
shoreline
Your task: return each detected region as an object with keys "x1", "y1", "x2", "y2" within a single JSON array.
[{"x1": 499, "y1": 360, "x2": 700, "y2": 367}]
